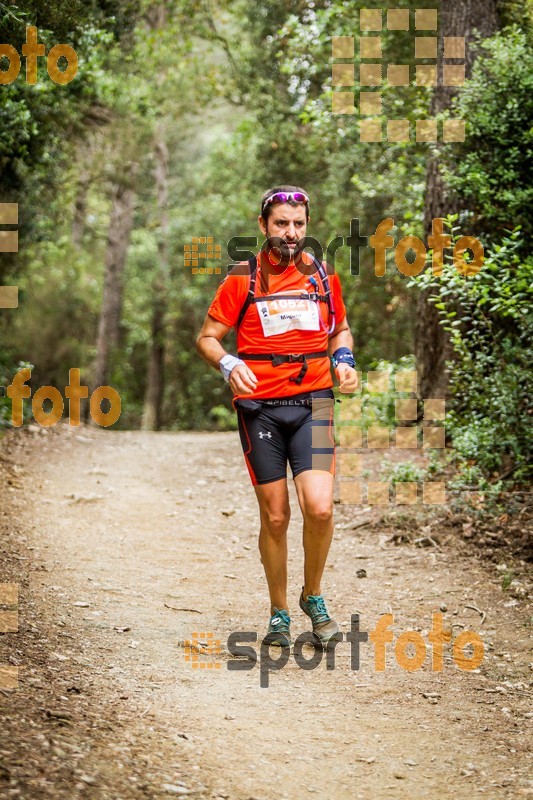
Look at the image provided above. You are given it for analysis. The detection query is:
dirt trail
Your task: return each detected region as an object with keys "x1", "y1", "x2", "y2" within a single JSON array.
[{"x1": 0, "y1": 423, "x2": 531, "y2": 800}]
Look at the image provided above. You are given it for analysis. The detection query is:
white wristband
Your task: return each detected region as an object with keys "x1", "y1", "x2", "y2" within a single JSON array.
[{"x1": 219, "y1": 354, "x2": 246, "y2": 382}]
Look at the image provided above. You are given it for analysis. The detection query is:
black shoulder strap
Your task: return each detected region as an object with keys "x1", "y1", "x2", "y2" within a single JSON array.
[
  {"x1": 236, "y1": 256, "x2": 257, "y2": 329},
  {"x1": 312, "y1": 256, "x2": 335, "y2": 329},
  {"x1": 312, "y1": 255, "x2": 329, "y2": 291}
]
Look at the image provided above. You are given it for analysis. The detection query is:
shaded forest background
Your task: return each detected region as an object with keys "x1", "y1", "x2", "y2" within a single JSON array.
[{"x1": 0, "y1": 0, "x2": 531, "y2": 500}]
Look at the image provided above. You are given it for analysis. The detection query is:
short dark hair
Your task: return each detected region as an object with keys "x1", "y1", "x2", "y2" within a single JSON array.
[{"x1": 261, "y1": 184, "x2": 310, "y2": 221}]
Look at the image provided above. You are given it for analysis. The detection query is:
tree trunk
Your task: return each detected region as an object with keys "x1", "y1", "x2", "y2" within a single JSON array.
[
  {"x1": 141, "y1": 119, "x2": 169, "y2": 431},
  {"x1": 416, "y1": 0, "x2": 499, "y2": 400},
  {"x1": 91, "y1": 180, "x2": 136, "y2": 395}
]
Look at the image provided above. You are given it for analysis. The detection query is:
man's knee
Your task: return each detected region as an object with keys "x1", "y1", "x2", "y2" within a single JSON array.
[
  {"x1": 261, "y1": 507, "x2": 290, "y2": 536},
  {"x1": 303, "y1": 502, "x2": 333, "y2": 524}
]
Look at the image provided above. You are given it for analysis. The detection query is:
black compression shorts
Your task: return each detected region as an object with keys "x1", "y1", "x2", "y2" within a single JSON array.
[{"x1": 235, "y1": 389, "x2": 336, "y2": 486}]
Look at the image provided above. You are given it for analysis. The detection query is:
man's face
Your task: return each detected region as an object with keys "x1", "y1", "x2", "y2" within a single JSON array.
[{"x1": 258, "y1": 203, "x2": 308, "y2": 258}]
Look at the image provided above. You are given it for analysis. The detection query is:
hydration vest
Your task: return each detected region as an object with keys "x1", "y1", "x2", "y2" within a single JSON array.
[{"x1": 235, "y1": 254, "x2": 335, "y2": 386}]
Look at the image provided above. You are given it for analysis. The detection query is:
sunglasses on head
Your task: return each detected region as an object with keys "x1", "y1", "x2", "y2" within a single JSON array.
[{"x1": 262, "y1": 191, "x2": 310, "y2": 214}]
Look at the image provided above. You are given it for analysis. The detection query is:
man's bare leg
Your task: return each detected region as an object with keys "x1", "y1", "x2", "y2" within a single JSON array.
[
  {"x1": 293, "y1": 470, "x2": 334, "y2": 599},
  {"x1": 254, "y1": 478, "x2": 291, "y2": 614}
]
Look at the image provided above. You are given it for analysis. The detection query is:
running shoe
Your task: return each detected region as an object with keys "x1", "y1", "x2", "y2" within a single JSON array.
[
  {"x1": 266, "y1": 607, "x2": 291, "y2": 647},
  {"x1": 299, "y1": 588, "x2": 339, "y2": 646}
]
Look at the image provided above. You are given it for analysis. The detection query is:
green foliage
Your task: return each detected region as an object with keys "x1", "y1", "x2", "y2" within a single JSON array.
[
  {"x1": 380, "y1": 458, "x2": 427, "y2": 485},
  {"x1": 411, "y1": 226, "x2": 532, "y2": 482},
  {"x1": 333, "y1": 356, "x2": 419, "y2": 451},
  {"x1": 6, "y1": 236, "x2": 101, "y2": 388},
  {"x1": 0, "y1": 0, "x2": 139, "y2": 398},
  {"x1": 405, "y1": 26, "x2": 533, "y2": 491},
  {"x1": 208, "y1": 404, "x2": 239, "y2": 431},
  {"x1": 0, "y1": 1, "x2": 137, "y2": 198},
  {"x1": 501, "y1": 569, "x2": 514, "y2": 590},
  {"x1": 441, "y1": 27, "x2": 533, "y2": 241},
  {"x1": 496, "y1": 0, "x2": 533, "y2": 30}
]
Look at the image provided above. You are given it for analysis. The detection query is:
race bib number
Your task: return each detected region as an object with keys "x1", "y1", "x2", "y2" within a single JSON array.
[{"x1": 256, "y1": 295, "x2": 320, "y2": 337}]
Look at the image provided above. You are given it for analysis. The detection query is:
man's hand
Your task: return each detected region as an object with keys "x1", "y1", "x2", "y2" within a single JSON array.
[
  {"x1": 335, "y1": 364, "x2": 359, "y2": 393},
  {"x1": 230, "y1": 364, "x2": 258, "y2": 396}
]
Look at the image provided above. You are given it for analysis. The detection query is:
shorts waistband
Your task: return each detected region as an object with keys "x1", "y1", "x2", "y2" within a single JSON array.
[{"x1": 260, "y1": 389, "x2": 334, "y2": 407}]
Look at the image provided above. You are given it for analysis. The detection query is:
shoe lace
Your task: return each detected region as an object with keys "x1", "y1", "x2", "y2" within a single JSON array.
[
  {"x1": 307, "y1": 595, "x2": 330, "y2": 624},
  {"x1": 272, "y1": 609, "x2": 290, "y2": 627}
]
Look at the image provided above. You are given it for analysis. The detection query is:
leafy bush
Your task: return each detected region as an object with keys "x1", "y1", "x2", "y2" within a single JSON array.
[
  {"x1": 411, "y1": 226, "x2": 532, "y2": 482},
  {"x1": 380, "y1": 459, "x2": 427, "y2": 485},
  {"x1": 408, "y1": 27, "x2": 533, "y2": 490},
  {"x1": 208, "y1": 404, "x2": 239, "y2": 431},
  {"x1": 441, "y1": 27, "x2": 533, "y2": 242},
  {"x1": 334, "y1": 354, "x2": 418, "y2": 432}
]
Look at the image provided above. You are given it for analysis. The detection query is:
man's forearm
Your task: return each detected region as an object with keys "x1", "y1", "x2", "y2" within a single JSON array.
[
  {"x1": 196, "y1": 336, "x2": 229, "y2": 370},
  {"x1": 328, "y1": 328, "x2": 354, "y2": 356}
]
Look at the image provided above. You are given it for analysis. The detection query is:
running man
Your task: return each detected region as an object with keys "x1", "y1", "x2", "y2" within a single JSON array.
[{"x1": 196, "y1": 185, "x2": 358, "y2": 647}]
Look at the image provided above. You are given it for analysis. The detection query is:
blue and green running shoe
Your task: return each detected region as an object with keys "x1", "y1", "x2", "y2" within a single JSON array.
[
  {"x1": 266, "y1": 607, "x2": 291, "y2": 647},
  {"x1": 299, "y1": 587, "x2": 339, "y2": 646}
]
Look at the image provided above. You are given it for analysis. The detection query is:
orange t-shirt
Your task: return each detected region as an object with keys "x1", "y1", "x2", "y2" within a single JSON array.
[{"x1": 207, "y1": 251, "x2": 347, "y2": 400}]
